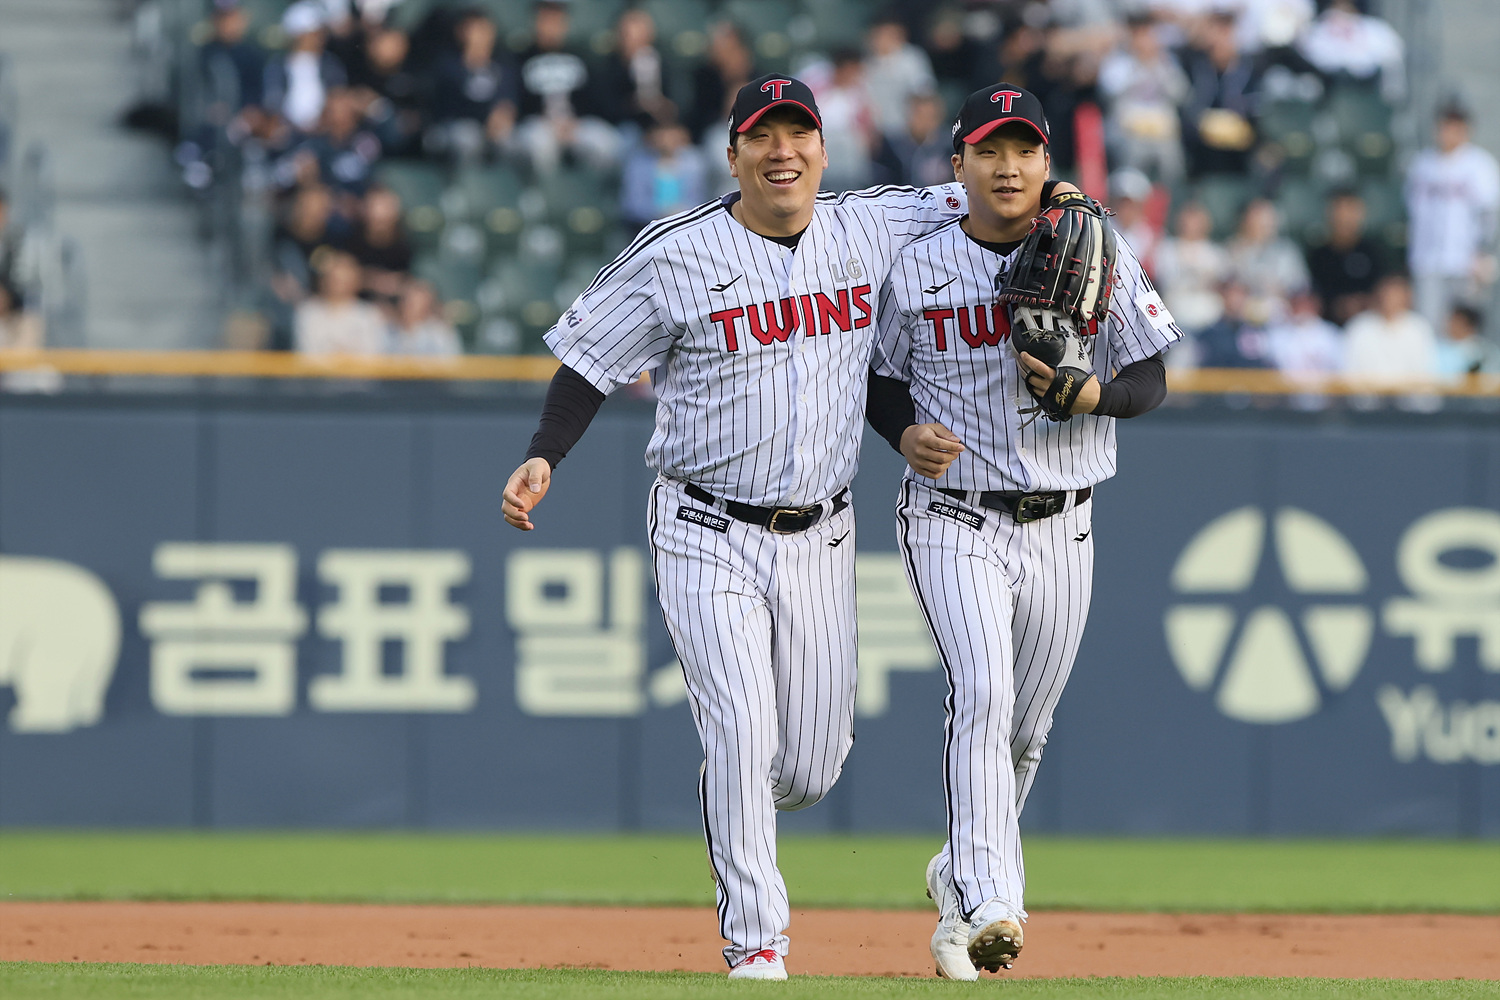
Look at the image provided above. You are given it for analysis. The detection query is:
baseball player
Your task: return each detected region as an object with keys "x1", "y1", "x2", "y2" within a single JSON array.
[
  {"x1": 866, "y1": 85, "x2": 1181, "y2": 979},
  {"x1": 501, "y1": 74, "x2": 966, "y2": 979}
]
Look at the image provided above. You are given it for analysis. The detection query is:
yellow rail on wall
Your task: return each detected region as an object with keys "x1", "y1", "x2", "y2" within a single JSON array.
[
  {"x1": 1, "y1": 349, "x2": 1498, "y2": 396},
  {"x1": 0, "y1": 349, "x2": 561, "y2": 382}
]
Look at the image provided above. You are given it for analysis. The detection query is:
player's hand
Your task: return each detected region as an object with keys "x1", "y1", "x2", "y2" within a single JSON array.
[
  {"x1": 900, "y1": 422, "x2": 965, "y2": 479},
  {"x1": 1018, "y1": 352, "x2": 1100, "y2": 415},
  {"x1": 502, "y1": 458, "x2": 553, "y2": 531}
]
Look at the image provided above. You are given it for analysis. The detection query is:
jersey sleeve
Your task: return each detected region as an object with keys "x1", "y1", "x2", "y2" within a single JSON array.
[
  {"x1": 543, "y1": 247, "x2": 672, "y2": 394},
  {"x1": 1105, "y1": 236, "x2": 1183, "y2": 368},
  {"x1": 871, "y1": 263, "x2": 918, "y2": 380}
]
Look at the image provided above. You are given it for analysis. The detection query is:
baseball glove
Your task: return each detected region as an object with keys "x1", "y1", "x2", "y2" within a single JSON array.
[{"x1": 998, "y1": 191, "x2": 1117, "y2": 422}]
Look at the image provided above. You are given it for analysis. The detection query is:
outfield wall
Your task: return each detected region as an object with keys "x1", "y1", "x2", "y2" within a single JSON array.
[{"x1": 1, "y1": 390, "x2": 1497, "y2": 835}]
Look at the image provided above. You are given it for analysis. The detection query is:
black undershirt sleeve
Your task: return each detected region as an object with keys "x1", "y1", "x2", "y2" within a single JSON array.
[
  {"x1": 866, "y1": 371, "x2": 917, "y2": 454},
  {"x1": 524, "y1": 365, "x2": 608, "y2": 468},
  {"x1": 1093, "y1": 353, "x2": 1167, "y2": 418}
]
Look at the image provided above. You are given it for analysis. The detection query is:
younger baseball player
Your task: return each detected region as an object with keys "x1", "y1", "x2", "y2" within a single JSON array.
[
  {"x1": 502, "y1": 75, "x2": 966, "y2": 979},
  {"x1": 867, "y1": 85, "x2": 1182, "y2": 979}
]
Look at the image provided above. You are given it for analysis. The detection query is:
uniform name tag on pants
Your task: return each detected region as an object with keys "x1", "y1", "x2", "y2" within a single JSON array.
[
  {"x1": 678, "y1": 506, "x2": 732, "y2": 532},
  {"x1": 928, "y1": 501, "x2": 986, "y2": 530}
]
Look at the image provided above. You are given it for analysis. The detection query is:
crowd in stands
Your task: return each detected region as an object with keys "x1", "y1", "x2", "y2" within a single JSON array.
[{"x1": 163, "y1": 0, "x2": 1499, "y2": 380}]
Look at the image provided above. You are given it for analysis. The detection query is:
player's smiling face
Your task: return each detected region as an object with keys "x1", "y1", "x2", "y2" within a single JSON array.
[
  {"x1": 728, "y1": 107, "x2": 827, "y2": 235},
  {"x1": 954, "y1": 125, "x2": 1050, "y2": 241}
]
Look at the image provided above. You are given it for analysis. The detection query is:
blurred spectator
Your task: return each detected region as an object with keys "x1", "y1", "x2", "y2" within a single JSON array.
[
  {"x1": 295, "y1": 250, "x2": 386, "y2": 355},
  {"x1": 1179, "y1": 8, "x2": 1260, "y2": 177},
  {"x1": 863, "y1": 11, "x2": 936, "y2": 136},
  {"x1": 1305, "y1": 187, "x2": 1389, "y2": 326},
  {"x1": 1344, "y1": 273, "x2": 1440, "y2": 382},
  {"x1": 685, "y1": 22, "x2": 756, "y2": 144},
  {"x1": 1265, "y1": 287, "x2": 1343, "y2": 376},
  {"x1": 265, "y1": 2, "x2": 348, "y2": 134},
  {"x1": 873, "y1": 91, "x2": 954, "y2": 189},
  {"x1": 1154, "y1": 200, "x2": 1229, "y2": 333},
  {"x1": 0, "y1": 279, "x2": 42, "y2": 349},
  {"x1": 1194, "y1": 279, "x2": 1272, "y2": 368},
  {"x1": 1405, "y1": 100, "x2": 1500, "y2": 332},
  {"x1": 201, "y1": 1, "x2": 266, "y2": 114},
  {"x1": 1227, "y1": 198, "x2": 1308, "y2": 322},
  {"x1": 350, "y1": 26, "x2": 424, "y2": 156},
  {"x1": 514, "y1": 0, "x2": 621, "y2": 173},
  {"x1": 594, "y1": 8, "x2": 672, "y2": 133},
  {"x1": 1296, "y1": 0, "x2": 1404, "y2": 103},
  {"x1": 345, "y1": 186, "x2": 413, "y2": 303},
  {"x1": 814, "y1": 49, "x2": 877, "y2": 193},
  {"x1": 427, "y1": 9, "x2": 518, "y2": 163},
  {"x1": 271, "y1": 184, "x2": 348, "y2": 307},
  {"x1": 1098, "y1": 12, "x2": 1189, "y2": 185},
  {"x1": 1108, "y1": 168, "x2": 1159, "y2": 275},
  {"x1": 0, "y1": 188, "x2": 39, "y2": 303},
  {"x1": 1437, "y1": 305, "x2": 1500, "y2": 377},
  {"x1": 278, "y1": 88, "x2": 383, "y2": 198},
  {"x1": 387, "y1": 280, "x2": 462, "y2": 356},
  {"x1": 925, "y1": 6, "x2": 992, "y2": 92},
  {"x1": 620, "y1": 120, "x2": 707, "y2": 230}
]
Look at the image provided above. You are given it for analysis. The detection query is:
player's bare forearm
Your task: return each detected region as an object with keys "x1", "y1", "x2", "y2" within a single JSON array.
[
  {"x1": 901, "y1": 422, "x2": 965, "y2": 479},
  {"x1": 502, "y1": 457, "x2": 552, "y2": 530}
]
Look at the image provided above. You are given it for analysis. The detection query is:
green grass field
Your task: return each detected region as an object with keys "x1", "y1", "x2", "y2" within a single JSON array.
[
  {"x1": 2, "y1": 965, "x2": 1499, "y2": 1000},
  {"x1": 2, "y1": 832, "x2": 1498, "y2": 912},
  {"x1": 4, "y1": 833, "x2": 1497, "y2": 999}
]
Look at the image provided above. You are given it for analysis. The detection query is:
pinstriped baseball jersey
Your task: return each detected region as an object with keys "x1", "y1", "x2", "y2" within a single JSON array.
[
  {"x1": 872, "y1": 226, "x2": 1181, "y2": 491},
  {"x1": 545, "y1": 184, "x2": 967, "y2": 507}
]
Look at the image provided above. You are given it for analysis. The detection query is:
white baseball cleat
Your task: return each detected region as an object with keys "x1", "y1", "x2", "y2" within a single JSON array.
[
  {"x1": 966, "y1": 898, "x2": 1024, "y2": 973},
  {"x1": 925, "y1": 854, "x2": 979, "y2": 981},
  {"x1": 728, "y1": 949, "x2": 788, "y2": 980}
]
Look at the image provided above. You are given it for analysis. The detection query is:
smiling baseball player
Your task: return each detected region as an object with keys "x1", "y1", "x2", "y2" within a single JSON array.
[
  {"x1": 501, "y1": 75, "x2": 966, "y2": 979},
  {"x1": 867, "y1": 85, "x2": 1182, "y2": 979}
]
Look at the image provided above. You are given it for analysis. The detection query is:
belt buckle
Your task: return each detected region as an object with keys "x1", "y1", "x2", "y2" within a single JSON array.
[
  {"x1": 1014, "y1": 493, "x2": 1060, "y2": 523},
  {"x1": 768, "y1": 507, "x2": 805, "y2": 534},
  {"x1": 768, "y1": 504, "x2": 819, "y2": 534}
]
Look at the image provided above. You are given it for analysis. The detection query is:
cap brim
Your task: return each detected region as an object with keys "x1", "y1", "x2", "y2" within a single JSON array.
[
  {"x1": 736, "y1": 100, "x2": 823, "y2": 133},
  {"x1": 962, "y1": 118, "x2": 1047, "y2": 146}
]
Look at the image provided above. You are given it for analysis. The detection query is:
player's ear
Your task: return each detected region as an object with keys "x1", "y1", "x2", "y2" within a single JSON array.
[
  {"x1": 1043, "y1": 150, "x2": 1050, "y2": 180},
  {"x1": 727, "y1": 143, "x2": 739, "y2": 178},
  {"x1": 951, "y1": 152, "x2": 963, "y2": 184}
]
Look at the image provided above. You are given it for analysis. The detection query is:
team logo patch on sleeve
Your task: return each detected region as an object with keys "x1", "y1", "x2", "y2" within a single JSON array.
[
  {"x1": 561, "y1": 295, "x2": 590, "y2": 330},
  {"x1": 928, "y1": 501, "x2": 986, "y2": 530},
  {"x1": 678, "y1": 506, "x2": 731, "y2": 532},
  {"x1": 1133, "y1": 289, "x2": 1176, "y2": 333}
]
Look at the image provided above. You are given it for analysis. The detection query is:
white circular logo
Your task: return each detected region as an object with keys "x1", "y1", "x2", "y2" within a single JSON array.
[{"x1": 1164, "y1": 507, "x2": 1372, "y2": 724}]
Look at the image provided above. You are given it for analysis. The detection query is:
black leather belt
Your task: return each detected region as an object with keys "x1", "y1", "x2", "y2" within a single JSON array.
[
  {"x1": 937, "y1": 486, "x2": 1091, "y2": 523},
  {"x1": 684, "y1": 483, "x2": 849, "y2": 534}
]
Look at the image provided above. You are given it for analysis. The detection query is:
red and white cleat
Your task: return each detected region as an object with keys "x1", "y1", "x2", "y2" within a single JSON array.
[{"x1": 728, "y1": 949, "x2": 788, "y2": 980}]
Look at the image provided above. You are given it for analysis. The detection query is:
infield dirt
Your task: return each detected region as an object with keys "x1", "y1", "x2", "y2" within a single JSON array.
[{"x1": 3, "y1": 902, "x2": 1497, "y2": 979}]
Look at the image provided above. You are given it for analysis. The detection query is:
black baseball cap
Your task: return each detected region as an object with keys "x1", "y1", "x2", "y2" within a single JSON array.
[
  {"x1": 729, "y1": 74, "x2": 822, "y2": 142},
  {"x1": 951, "y1": 84, "x2": 1049, "y2": 152}
]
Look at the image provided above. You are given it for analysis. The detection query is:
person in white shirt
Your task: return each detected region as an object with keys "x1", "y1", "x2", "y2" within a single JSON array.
[
  {"x1": 1343, "y1": 272, "x2": 1439, "y2": 384},
  {"x1": 862, "y1": 14, "x2": 936, "y2": 136},
  {"x1": 1296, "y1": 0, "x2": 1404, "y2": 102},
  {"x1": 295, "y1": 249, "x2": 386, "y2": 355},
  {"x1": 1266, "y1": 287, "x2": 1343, "y2": 381},
  {"x1": 1228, "y1": 198, "x2": 1309, "y2": 324},
  {"x1": 1098, "y1": 12, "x2": 1189, "y2": 185},
  {"x1": 386, "y1": 280, "x2": 462, "y2": 357},
  {"x1": 1404, "y1": 100, "x2": 1500, "y2": 332},
  {"x1": 1154, "y1": 200, "x2": 1230, "y2": 341}
]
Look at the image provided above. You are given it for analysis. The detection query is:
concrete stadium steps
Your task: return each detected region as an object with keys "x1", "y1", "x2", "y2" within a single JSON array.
[{"x1": 0, "y1": 0, "x2": 220, "y2": 349}]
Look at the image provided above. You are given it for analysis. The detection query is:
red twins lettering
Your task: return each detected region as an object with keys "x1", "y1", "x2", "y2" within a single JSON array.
[
  {"x1": 760, "y1": 79, "x2": 791, "y2": 100},
  {"x1": 926, "y1": 305, "x2": 1011, "y2": 352},
  {"x1": 714, "y1": 284, "x2": 873, "y2": 351},
  {"x1": 990, "y1": 90, "x2": 1021, "y2": 112}
]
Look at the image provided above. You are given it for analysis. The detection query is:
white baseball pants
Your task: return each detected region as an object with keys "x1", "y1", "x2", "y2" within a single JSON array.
[
  {"x1": 894, "y1": 478, "x2": 1094, "y2": 920},
  {"x1": 647, "y1": 476, "x2": 858, "y2": 967}
]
